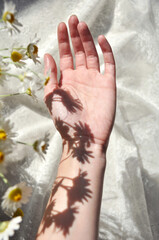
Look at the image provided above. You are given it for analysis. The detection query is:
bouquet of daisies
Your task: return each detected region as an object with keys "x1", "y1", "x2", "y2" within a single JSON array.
[{"x1": 0, "y1": 1, "x2": 50, "y2": 239}]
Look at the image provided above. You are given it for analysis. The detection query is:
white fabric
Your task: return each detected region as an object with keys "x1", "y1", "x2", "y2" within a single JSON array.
[{"x1": 0, "y1": 0, "x2": 159, "y2": 239}]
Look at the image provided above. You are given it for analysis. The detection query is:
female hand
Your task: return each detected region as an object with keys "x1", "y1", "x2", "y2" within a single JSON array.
[{"x1": 44, "y1": 15, "x2": 116, "y2": 149}]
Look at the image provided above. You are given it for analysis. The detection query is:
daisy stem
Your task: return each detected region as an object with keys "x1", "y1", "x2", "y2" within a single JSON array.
[
  {"x1": 0, "y1": 92, "x2": 26, "y2": 98},
  {"x1": 1, "y1": 72, "x2": 19, "y2": 79},
  {"x1": 0, "y1": 19, "x2": 3, "y2": 22},
  {"x1": 6, "y1": 61, "x2": 24, "y2": 67},
  {"x1": 2, "y1": 56, "x2": 10, "y2": 59},
  {"x1": 0, "y1": 173, "x2": 8, "y2": 184},
  {"x1": 0, "y1": 48, "x2": 9, "y2": 51},
  {"x1": 16, "y1": 141, "x2": 33, "y2": 147}
]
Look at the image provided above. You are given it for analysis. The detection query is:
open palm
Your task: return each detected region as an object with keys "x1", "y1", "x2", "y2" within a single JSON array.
[{"x1": 44, "y1": 15, "x2": 116, "y2": 147}]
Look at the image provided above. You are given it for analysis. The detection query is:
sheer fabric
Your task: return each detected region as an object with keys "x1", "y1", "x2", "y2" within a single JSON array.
[{"x1": 0, "y1": 0, "x2": 159, "y2": 239}]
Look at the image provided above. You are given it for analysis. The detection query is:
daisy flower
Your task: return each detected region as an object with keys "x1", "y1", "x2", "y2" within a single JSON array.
[
  {"x1": 9, "y1": 45, "x2": 27, "y2": 68},
  {"x1": 26, "y1": 34, "x2": 41, "y2": 64},
  {"x1": 1, "y1": 182, "x2": 32, "y2": 215},
  {"x1": 29, "y1": 72, "x2": 49, "y2": 91},
  {"x1": 0, "y1": 216, "x2": 22, "y2": 240},
  {"x1": 1, "y1": 1, "x2": 23, "y2": 35},
  {"x1": 0, "y1": 117, "x2": 16, "y2": 144},
  {"x1": 23, "y1": 81, "x2": 39, "y2": 102},
  {"x1": 33, "y1": 133, "x2": 50, "y2": 159}
]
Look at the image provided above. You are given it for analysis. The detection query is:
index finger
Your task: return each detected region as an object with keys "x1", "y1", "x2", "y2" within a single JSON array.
[{"x1": 98, "y1": 35, "x2": 115, "y2": 77}]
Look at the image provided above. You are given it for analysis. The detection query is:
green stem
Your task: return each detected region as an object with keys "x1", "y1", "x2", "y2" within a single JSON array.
[
  {"x1": 0, "y1": 173, "x2": 9, "y2": 185},
  {"x1": 0, "y1": 92, "x2": 26, "y2": 98},
  {"x1": 0, "y1": 48, "x2": 9, "y2": 51},
  {"x1": 2, "y1": 56, "x2": 10, "y2": 59},
  {"x1": 0, "y1": 19, "x2": 3, "y2": 22},
  {"x1": 6, "y1": 61, "x2": 24, "y2": 67},
  {"x1": 16, "y1": 141, "x2": 33, "y2": 147},
  {"x1": 1, "y1": 72, "x2": 19, "y2": 79}
]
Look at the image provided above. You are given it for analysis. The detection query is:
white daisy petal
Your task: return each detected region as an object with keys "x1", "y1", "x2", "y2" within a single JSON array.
[
  {"x1": 0, "y1": 217, "x2": 22, "y2": 240},
  {"x1": 1, "y1": 182, "x2": 32, "y2": 215},
  {"x1": 26, "y1": 34, "x2": 41, "y2": 64},
  {"x1": 2, "y1": 1, "x2": 22, "y2": 34},
  {"x1": 0, "y1": 117, "x2": 16, "y2": 144},
  {"x1": 4, "y1": 1, "x2": 16, "y2": 13},
  {"x1": 33, "y1": 132, "x2": 50, "y2": 159}
]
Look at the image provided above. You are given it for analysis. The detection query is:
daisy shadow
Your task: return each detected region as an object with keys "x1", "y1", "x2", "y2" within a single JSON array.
[{"x1": 63, "y1": 170, "x2": 92, "y2": 206}]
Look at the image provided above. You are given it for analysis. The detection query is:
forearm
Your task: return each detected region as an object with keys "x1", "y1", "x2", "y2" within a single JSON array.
[
  {"x1": 37, "y1": 13, "x2": 116, "y2": 240},
  {"x1": 36, "y1": 143, "x2": 106, "y2": 240}
]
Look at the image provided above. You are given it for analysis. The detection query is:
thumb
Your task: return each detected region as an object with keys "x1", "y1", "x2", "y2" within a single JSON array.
[{"x1": 44, "y1": 53, "x2": 58, "y2": 99}]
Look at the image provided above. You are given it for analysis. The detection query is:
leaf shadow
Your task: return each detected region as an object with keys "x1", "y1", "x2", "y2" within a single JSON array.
[{"x1": 53, "y1": 88, "x2": 83, "y2": 113}]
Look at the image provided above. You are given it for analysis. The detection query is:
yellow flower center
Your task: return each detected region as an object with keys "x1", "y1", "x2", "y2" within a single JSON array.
[
  {"x1": 11, "y1": 51, "x2": 23, "y2": 62},
  {"x1": 33, "y1": 45, "x2": 38, "y2": 54},
  {"x1": 41, "y1": 143, "x2": 47, "y2": 152},
  {"x1": 26, "y1": 44, "x2": 38, "y2": 58},
  {"x1": 8, "y1": 188, "x2": 22, "y2": 202},
  {"x1": 44, "y1": 76, "x2": 50, "y2": 85},
  {"x1": 0, "y1": 152, "x2": 4, "y2": 163},
  {"x1": 13, "y1": 208, "x2": 24, "y2": 218},
  {"x1": 0, "y1": 221, "x2": 9, "y2": 233},
  {"x1": 2, "y1": 11, "x2": 15, "y2": 23},
  {"x1": 26, "y1": 88, "x2": 32, "y2": 96},
  {"x1": 0, "y1": 129, "x2": 7, "y2": 140}
]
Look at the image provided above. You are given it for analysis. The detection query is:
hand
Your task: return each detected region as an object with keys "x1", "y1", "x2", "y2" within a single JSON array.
[
  {"x1": 44, "y1": 15, "x2": 116, "y2": 149},
  {"x1": 37, "y1": 16, "x2": 116, "y2": 239}
]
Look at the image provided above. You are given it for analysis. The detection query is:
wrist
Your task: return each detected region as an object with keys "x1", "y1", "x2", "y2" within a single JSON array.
[
  {"x1": 61, "y1": 139, "x2": 106, "y2": 160},
  {"x1": 57, "y1": 141, "x2": 106, "y2": 178}
]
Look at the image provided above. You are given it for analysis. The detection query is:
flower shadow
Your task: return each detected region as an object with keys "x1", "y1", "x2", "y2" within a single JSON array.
[
  {"x1": 37, "y1": 169, "x2": 92, "y2": 237},
  {"x1": 55, "y1": 118, "x2": 95, "y2": 164}
]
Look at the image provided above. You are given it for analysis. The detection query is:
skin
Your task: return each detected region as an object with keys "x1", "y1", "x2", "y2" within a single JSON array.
[{"x1": 36, "y1": 15, "x2": 116, "y2": 240}]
